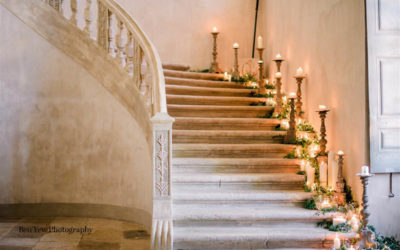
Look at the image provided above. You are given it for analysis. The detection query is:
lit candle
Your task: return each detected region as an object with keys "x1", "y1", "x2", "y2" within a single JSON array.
[
  {"x1": 361, "y1": 165, "x2": 370, "y2": 175},
  {"x1": 282, "y1": 95, "x2": 287, "y2": 104},
  {"x1": 296, "y1": 67, "x2": 304, "y2": 76},
  {"x1": 306, "y1": 163, "x2": 315, "y2": 185},
  {"x1": 296, "y1": 146, "x2": 302, "y2": 157},
  {"x1": 265, "y1": 79, "x2": 269, "y2": 85},
  {"x1": 233, "y1": 43, "x2": 239, "y2": 49},
  {"x1": 334, "y1": 234, "x2": 341, "y2": 249},
  {"x1": 318, "y1": 105, "x2": 327, "y2": 111},
  {"x1": 321, "y1": 198, "x2": 331, "y2": 208},
  {"x1": 228, "y1": 74, "x2": 232, "y2": 82},
  {"x1": 281, "y1": 119, "x2": 289, "y2": 129},
  {"x1": 224, "y1": 72, "x2": 228, "y2": 80},
  {"x1": 275, "y1": 53, "x2": 282, "y2": 59},
  {"x1": 352, "y1": 221, "x2": 360, "y2": 232},
  {"x1": 300, "y1": 160, "x2": 306, "y2": 171},
  {"x1": 296, "y1": 118, "x2": 303, "y2": 125},
  {"x1": 337, "y1": 150, "x2": 344, "y2": 156},
  {"x1": 257, "y1": 36, "x2": 264, "y2": 49},
  {"x1": 289, "y1": 92, "x2": 296, "y2": 99},
  {"x1": 348, "y1": 245, "x2": 356, "y2": 250},
  {"x1": 333, "y1": 215, "x2": 346, "y2": 226},
  {"x1": 212, "y1": 27, "x2": 218, "y2": 33},
  {"x1": 275, "y1": 72, "x2": 282, "y2": 78},
  {"x1": 319, "y1": 160, "x2": 328, "y2": 187}
]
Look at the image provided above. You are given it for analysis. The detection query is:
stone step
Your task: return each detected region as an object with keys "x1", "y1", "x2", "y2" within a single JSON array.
[
  {"x1": 173, "y1": 130, "x2": 285, "y2": 144},
  {"x1": 172, "y1": 158, "x2": 300, "y2": 173},
  {"x1": 173, "y1": 190, "x2": 313, "y2": 207},
  {"x1": 168, "y1": 105, "x2": 274, "y2": 118},
  {"x1": 164, "y1": 69, "x2": 224, "y2": 80},
  {"x1": 172, "y1": 173, "x2": 304, "y2": 191},
  {"x1": 174, "y1": 227, "x2": 354, "y2": 249},
  {"x1": 173, "y1": 144, "x2": 295, "y2": 158},
  {"x1": 173, "y1": 117, "x2": 280, "y2": 130},
  {"x1": 162, "y1": 63, "x2": 190, "y2": 71},
  {"x1": 173, "y1": 206, "x2": 332, "y2": 227},
  {"x1": 166, "y1": 84, "x2": 253, "y2": 97},
  {"x1": 167, "y1": 94, "x2": 268, "y2": 106},
  {"x1": 165, "y1": 76, "x2": 244, "y2": 88}
]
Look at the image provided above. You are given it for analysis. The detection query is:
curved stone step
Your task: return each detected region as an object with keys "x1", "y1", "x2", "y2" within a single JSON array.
[
  {"x1": 167, "y1": 94, "x2": 268, "y2": 106},
  {"x1": 172, "y1": 158, "x2": 300, "y2": 173},
  {"x1": 165, "y1": 76, "x2": 244, "y2": 88},
  {"x1": 174, "y1": 227, "x2": 355, "y2": 249},
  {"x1": 164, "y1": 69, "x2": 224, "y2": 80},
  {"x1": 168, "y1": 105, "x2": 274, "y2": 118},
  {"x1": 162, "y1": 63, "x2": 190, "y2": 71},
  {"x1": 173, "y1": 190, "x2": 313, "y2": 207},
  {"x1": 166, "y1": 84, "x2": 253, "y2": 97},
  {"x1": 173, "y1": 117, "x2": 280, "y2": 130},
  {"x1": 173, "y1": 130, "x2": 285, "y2": 144},
  {"x1": 172, "y1": 173, "x2": 304, "y2": 191},
  {"x1": 173, "y1": 143, "x2": 295, "y2": 158}
]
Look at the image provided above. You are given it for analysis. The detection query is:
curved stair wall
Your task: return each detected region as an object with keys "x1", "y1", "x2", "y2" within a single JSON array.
[{"x1": 0, "y1": 0, "x2": 174, "y2": 244}]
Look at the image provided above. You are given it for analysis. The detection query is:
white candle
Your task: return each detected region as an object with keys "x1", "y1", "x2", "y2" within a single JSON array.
[
  {"x1": 300, "y1": 160, "x2": 306, "y2": 171},
  {"x1": 337, "y1": 150, "x2": 344, "y2": 156},
  {"x1": 361, "y1": 165, "x2": 369, "y2": 175},
  {"x1": 352, "y1": 222, "x2": 360, "y2": 232},
  {"x1": 233, "y1": 43, "x2": 239, "y2": 49},
  {"x1": 321, "y1": 198, "x2": 331, "y2": 208},
  {"x1": 257, "y1": 36, "x2": 264, "y2": 49},
  {"x1": 334, "y1": 234, "x2": 341, "y2": 249},
  {"x1": 333, "y1": 216, "x2": 346, "y2": 226},
  {"x1": 281, "y1": 119, "x2": 289, "y2": 129},
  {"x1": 349, "y1": 245, "x2": 356, "y2": 250},
  {"x1": 289, "y1": 92, "x2": 296, "y2": 98},
  {"x1": 296, "y1": 67, "x2": 304, "y2": 76},
  {"x1": 318, "y1": 105, "x2": 327, "y2": 111},
  {"x1": 275, "y1": 53, "x2": 282, "y2": 59},
  {"x1": 224, "y1": 72, "x2": 228, "y2": 80},
  {"x1": 319, "y1": 160, "x2": 328, "y2": 187},
  {"x1": 275, "y1": 72, "x2": 282, "y2": 78},
  {"x1": 228, "y1": 74, "x2": 232, "y2": 82},
  {"x1": 306, "y1": 164, "x2": 315, "y2": 185},
  {"x1": 212, "y1": 27, "x2": 218, "y2": 33}
]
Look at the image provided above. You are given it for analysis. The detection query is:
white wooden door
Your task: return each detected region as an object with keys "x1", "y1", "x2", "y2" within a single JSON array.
[{"x1": 367, "y1": 0, "x2": 400, "y2": 173}]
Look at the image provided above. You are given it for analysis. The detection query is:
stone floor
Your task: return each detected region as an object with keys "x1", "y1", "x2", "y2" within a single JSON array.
[{"x1": 0, "y1": 217, "x2": 150, "y2": 250}]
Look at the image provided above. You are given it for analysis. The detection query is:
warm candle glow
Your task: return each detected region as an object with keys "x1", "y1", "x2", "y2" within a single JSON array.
[
  {"x1": 318, "y1": 105, "x2": 327, "y2": 111},
  {"x1": 337, "y1": 150, "x2": 344, "y2": 155},
  {"x1": 257, "y1": 36, "x2": 264, "y2": 49},
  {"x1": 275, "y1": 72, "x2": 282, "y2": 78},
  {"x1": 212, "y1": 27, "x2": 218, "y2": 33},
  {"x1": 296, "y1": 67, "x2": 304, "y2": 76},
  {"x1": 289, "y1": 92, "x2": 296, "y2": 98},
  {"x1": 233, "y1": 43, "x2": 239, "y2": 49},
  {"x1": 275, "y1": 53, "x2": 282, "y2": 59},
  {"x1": 334, "y1": 234, "x2": 341, "y2": 249}
]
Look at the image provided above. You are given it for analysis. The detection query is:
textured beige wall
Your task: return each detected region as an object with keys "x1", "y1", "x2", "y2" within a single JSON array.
[
  {"x1": 0, "y1": 6, "x2": 152, "y2": 227},
  {"x1": 115, "y1": 0, "x2": 257, "y2": 71},
  {"x1": 259, "y1": 0, "x2": 400, "y2": 237}
]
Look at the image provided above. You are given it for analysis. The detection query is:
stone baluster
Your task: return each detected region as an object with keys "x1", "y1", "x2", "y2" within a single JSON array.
[
  {"x1": 107, "y1": 12, "x2": 116, "y2": 57},
  {"x1": 151, "y1": 112, "x2": 175, "y2": 250},
  {"x1": 334, "y1": 151, "x2": 346, "y2": 205},
  {"x1": 97, "y1": 1, "x2": 109, "y2": 50},
  {"x1": 84, "y1": 0, "x2": 92, "y2": 35},
  {"x1": 47, "y1": 0, "x2": 63, "y2": 13},
  {"x1": 70, "y1": 0, "x2": 78, "y2": 25},
  {"x1": 116, "y1": 20, "x2": 127, "y2": 67},
  {"x1": 126, "y1": 31, "x2": 134, "y2": 77}
]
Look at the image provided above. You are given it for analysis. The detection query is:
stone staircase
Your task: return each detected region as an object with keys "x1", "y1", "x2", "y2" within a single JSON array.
[{"x1": 163, "y1": 64, "x2": 344, "y2": 249}]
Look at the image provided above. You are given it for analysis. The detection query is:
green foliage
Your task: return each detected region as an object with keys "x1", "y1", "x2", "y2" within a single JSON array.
[
  {"x1": 245, "y1": 86, "x2": 258, "y2": 89},
  {"x1": 249, "y1": 92, "x2": 269, "y2": 98},
  {"x1": 190, "y1": 69, "x2": 209, "y2": 73},
  {"x1": 317, "y1": 220, "x2": 352, "y2": 233},
  {"x1": 303, "y1": 184, "x2": 312, "y2": 192},
  {"x1": 284, "y1": 150, "x2": 297, "y2": 159},
  {"x1": 249, "y1": 101, "x2": 266, "y2": 106},
  {"x1": 275, "y1": 126, "x2": 288, "y2": 131},
  {"x1": 296, "y1": 170, "x2": 305, "y2": 175},
  {"x1": 259, "y1": 112, "x2": 273, "y2": 119},
  {"x1": 367, "y1": 225, "x2": 400, "y2": 250},
  {"x1": 296, "y1": 137, "x2": 312, "y2": 147},
  {"x1": 232, "y1": 73, "x2": 257, "y2": 83},
  {"x1": 297, "y1": 122, "x2": 315, "y2": 132},
  {"x1": 344, "y1": 179, "x2": 354, "y2": 203},
  {"x1": 305, "y1": 198, "x2": 317, "y2": 210},
  {"x1": 216, "y1": 78, "x2": 228, "y2": 81},
  {"x1": 265, "y1": 83, "x2": 276, "y2": 89}
]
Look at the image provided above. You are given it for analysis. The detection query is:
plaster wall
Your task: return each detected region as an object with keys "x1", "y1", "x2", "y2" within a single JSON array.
[
  {"x1": 0, "y1": 6, "x2": 152, "y2": 228},
  {"x1": 114, "y1": 0, "x2": 257, "y2": 71},
  {"x1": 258, "y1": 0, "x2": 400, "y2": 237}
]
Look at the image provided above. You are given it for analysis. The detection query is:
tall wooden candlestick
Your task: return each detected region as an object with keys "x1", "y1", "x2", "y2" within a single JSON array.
[
  {"x1": 210, "y1": 31, "x2": 222, "y2": 73},
  {"x1": 317, "y1": 109, "x2": 329, "y2": 156},
  {"x1": 232, "y1": 47, "x2": 239, "y2": 81},
  {"x1": 273, "y1": 58, "x2": 284, "y2": 72},
  {"x1": 275, "y1": 75, "x2": 283, "y2": 114},
  {"x1": 257, "y1": 48, "x2": 265, "y2": 61},
  {"x1": 284, "y1": 97, "x2": 297, "y2": 144},
  {"x1": 356, "y1": 172, "x2": 377, "y2": 249},
  {"x1": 258, "y1": 61, "x2": 266, "y2": 94},
  {"x1": 294, "y1": 75, "x2": 305, "y2": 118},
  {"x1": 335, "y1": 152, "x2": 346, "y2": 205}
]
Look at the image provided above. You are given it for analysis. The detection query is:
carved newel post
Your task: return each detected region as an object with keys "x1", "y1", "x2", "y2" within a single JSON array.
[
  {"x1": 151, "y1": 113, "x2": 174, "y2": 250},
  {"x1": 317, "y1": 106, "x2": 329, "y2": 156},
  {"x1": 284, "y1": 94, "x2": 297, "y2": 144},
  {"x1": 258, "y1": 61, "x2": 267, "y2": 94},
  {"x1": 232, "y1": 43, "x2": 240, "y2": 81},
  {"x1": 335, "y1": 151, "x2": 346, "y2": 205},
  {"x1": 274, "y1": 72, "x2": 283, "y2": 114},
  {"x1": 294, "y1": 75, "x2": 305, "y2": 118},
  {"x1": 210, "y1": 29, "x2": 222, "y2": 73},
  {"x1": 357, "y1": 168, "x2": 377, "y2": 249}
]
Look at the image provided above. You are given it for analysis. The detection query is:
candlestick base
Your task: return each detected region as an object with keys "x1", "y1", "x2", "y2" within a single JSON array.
[{"x1": 358, "y1": 229, "x2": 377, "y2": 249}]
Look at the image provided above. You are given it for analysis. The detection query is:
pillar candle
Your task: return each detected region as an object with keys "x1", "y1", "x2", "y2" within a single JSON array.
[
  {"x1": 306, "y1": 163, "x2": 315, "y2": 185},
  {"x1": 328, "y1": 151, "x2": 338, "y2": 189},
  {"x1": 361, "y1": 165, "x2": 369, "y2": 175},
  {"x1": 212, "y1": 27, "x2": 218, "y2": 33},
  {"x1": 319, "y1": 160, "x2": 328, "y2": 187},
  {"x1": 233, "y1": 43, "x2": 239, "y2": 49},
  {"x1": 296, "y1": 67, "x2": 304, "y2": 76},
  {"x1": 334, "y1": 235, "x2": 341, "y2": 249},
  {"x1": 257, "y1": 36, "x2": 264, "y2": 49}
]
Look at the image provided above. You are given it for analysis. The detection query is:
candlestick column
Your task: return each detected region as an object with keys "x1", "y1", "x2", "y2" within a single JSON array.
[
  {"x1": 273, "y1": 58, "x2": 284, "y2": 72},
  {"x1": 232, "y1": 47, "x2": 239, "y2": 81},
  {"x1": 335, "y1": 153, "x2": 346, "y2": 205},
  {"x1": 210, "y1": 31, "x2": 222, "y2": 73},
  {"x1": 356, "y1": 172, "x2": 377, "y2": 249},
  {"x1": 284, "y1": 97, "x2": 296, "y2": 144},
  {"x1": 258, "y1": 61, "x2": 267, "y2": 94},
  {"x1": 294, "y1": 76, "x2": 305, "y2": 117},
  {"x1": 317, "y1": 109, "x2": 329, "y2": 156},
  {"x1": 275, "y1": 75, "x2": 283, "y2": 114}
]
